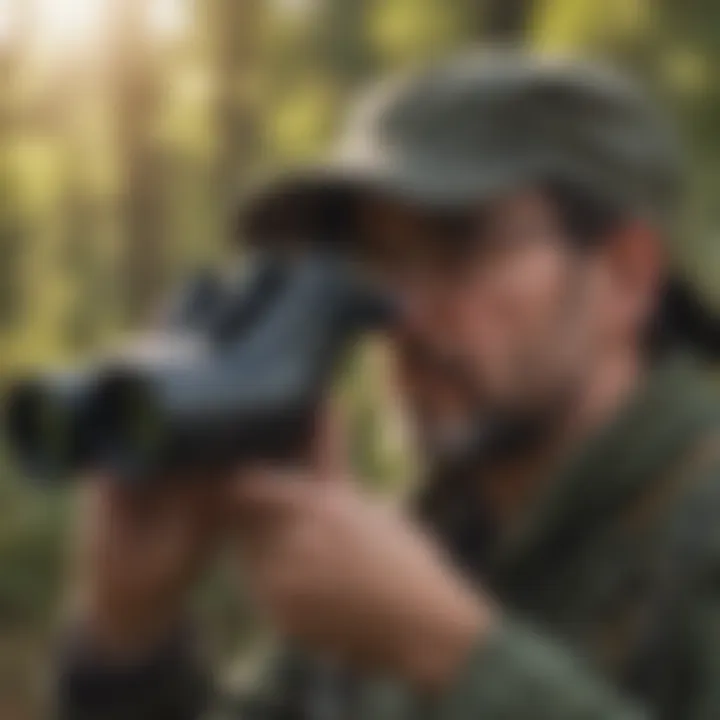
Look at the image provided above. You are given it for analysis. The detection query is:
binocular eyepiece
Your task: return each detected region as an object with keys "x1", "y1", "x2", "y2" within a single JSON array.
[{"x1": 4, "y1": 253, "x2": 395, "y2": 483}]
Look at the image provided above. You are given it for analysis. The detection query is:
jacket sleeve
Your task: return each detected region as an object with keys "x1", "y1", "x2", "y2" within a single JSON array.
[
  {"x1": 53, "y1": 630, "x2": 323, "y2": 720},
  {"x1": 431, "y1": 617, "x2": 648, "y2": 720},
  {"x1": 431, "y1": 473, "x2": 720, "y2": 720}
]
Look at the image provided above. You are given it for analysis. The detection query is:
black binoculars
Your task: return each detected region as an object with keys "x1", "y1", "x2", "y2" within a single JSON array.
[{"x1": 3, "y1": 253, "x2": 395, "y2": 483}]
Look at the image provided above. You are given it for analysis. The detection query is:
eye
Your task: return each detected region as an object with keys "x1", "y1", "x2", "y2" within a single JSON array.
[{"x1": 422, "y1": 212, "x2": 479, "y2": 270}]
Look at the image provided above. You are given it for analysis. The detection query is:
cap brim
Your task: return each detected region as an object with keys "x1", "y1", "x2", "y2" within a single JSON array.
[{"x1": 238, "y1": 159, "x2": 520, "y2": 247}]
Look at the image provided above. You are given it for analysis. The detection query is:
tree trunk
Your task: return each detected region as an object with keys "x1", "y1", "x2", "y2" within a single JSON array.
[
  {"x1": 0, "y1": 0, "x2": 30, "y2": 334},
  {"x1": 488, "y1": 0, "x2": 533, "y2": 39},
  {"x1": 315, "y1": 0, "x2": 373, "y2": 88},
  {"x1": 207, "y1": 0, "x2": 262, "y2": 241},
  {"x1": 477, "y1": 0, "x2": 535, "y2": 41},
  {"x1": 109, "y1": 0, "x2": 167, "y2": 327}
]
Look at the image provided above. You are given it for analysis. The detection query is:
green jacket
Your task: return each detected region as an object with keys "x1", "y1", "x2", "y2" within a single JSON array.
[
  {"x1": 231, "y1": 356, "x2": 720, "y2": 720},
  {"x1": 58, "y1": 357, "x2": 720, "y2": 720}
]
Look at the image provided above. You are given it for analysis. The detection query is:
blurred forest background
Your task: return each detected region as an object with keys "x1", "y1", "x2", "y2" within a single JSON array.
[{"x1": 0, "y1": 0, "x2": 718, "y2": 717}]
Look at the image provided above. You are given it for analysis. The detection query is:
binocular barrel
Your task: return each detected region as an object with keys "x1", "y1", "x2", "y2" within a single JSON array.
[
  {"x1": 5, "y1": 372, "x2": 100, "y2": 482},
  {"x1": 4, "y1": 255, "x2": 395, "y2": 484}
]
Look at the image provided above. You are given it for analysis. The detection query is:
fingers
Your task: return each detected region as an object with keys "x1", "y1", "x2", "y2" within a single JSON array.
[
  {"x1": 76, "y1": 473, "x2": 227, "y2": 579},
  {"x1": 227, "y1": 400, "x2": 353, "y2": 545},
  {"x1": 227, "y1": 469, "x2": 304, "y2": 572},
  {"x1": 230, "y1": 468, "x2": 313, "y2": 518}
]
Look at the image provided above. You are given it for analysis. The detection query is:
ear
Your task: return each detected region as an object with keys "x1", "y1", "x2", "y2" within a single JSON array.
[{"x1": 604, "y1": 221, "x2": 666, "y2": 333}]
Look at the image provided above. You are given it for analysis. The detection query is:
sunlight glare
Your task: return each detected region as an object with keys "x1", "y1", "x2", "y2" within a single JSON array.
[
  {"x1": 148, "y1": 0, "x2": 190, "y2": 40},
  {"x1": 33, "y1": 0, "x2": 189, "y2": 53},
  {"x1": 36, "y1": 0, "x2": 109, "y2": 49},
  {"x1": 0, "y1": 0, "x2": 14, "y2": 45}
]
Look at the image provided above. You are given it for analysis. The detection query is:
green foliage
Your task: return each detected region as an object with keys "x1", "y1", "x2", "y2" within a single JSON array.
[{"x1": 531, "y1": 0, "x2": 651, "y2": 52}]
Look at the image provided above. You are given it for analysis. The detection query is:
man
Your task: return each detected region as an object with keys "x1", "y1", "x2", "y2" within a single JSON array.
[{"x1": 58, "y1": 49, "x2": 720, "y2": 720}]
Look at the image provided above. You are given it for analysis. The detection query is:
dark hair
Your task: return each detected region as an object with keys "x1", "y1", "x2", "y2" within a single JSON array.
[
  {"x1": 649, "y1": 277, "x2": 719, "y2": 360},
  {"x1": 547, "y1": 181, "x2": 719, "y2": 362}
]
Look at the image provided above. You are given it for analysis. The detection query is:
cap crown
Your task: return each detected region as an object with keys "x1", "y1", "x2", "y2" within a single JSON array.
[{"x1": 336, "y1": 49, "x2": 682, "y2": 230}]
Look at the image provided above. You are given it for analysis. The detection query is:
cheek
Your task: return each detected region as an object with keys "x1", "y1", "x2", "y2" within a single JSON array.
[
  {"x1": 505, "y1": 250, "x2": 573, "y2": 345},
  {"x1": 447, "y1": 248, "x2": 570, "y2": 364}
]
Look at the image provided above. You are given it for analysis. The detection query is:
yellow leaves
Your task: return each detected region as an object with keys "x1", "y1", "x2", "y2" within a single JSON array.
[
  {"x1": 369, "y1": 0, "x2": 465, "y2": 68},
  {"x1": 531, "y1": 0, "x2": 650, "y2": 52},
  {"x1": 662, "y1": 47, "x2": 712, "y2": 98},
  {"x1": 341, "y1": 338, "x2": 416, "y2": 493},
  {"x1": 158, "y1": 65, "x2": 216, "y2": 159},
  {"x1": 267, "y1": 76, "x2": 339, "y2": 159},
  {"x1": 9, "y1": 137, "x2": 62, "y2": 216}
]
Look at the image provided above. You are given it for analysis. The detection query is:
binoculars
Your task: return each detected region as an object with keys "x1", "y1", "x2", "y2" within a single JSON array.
[{"x1": 3, "y1": 253, "x2": 395, "y2": 483}]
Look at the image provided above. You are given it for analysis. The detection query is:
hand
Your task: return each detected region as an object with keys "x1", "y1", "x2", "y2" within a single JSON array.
[
  {"x1": 70, "y1": 474, "x2": 226, "y2": 660},
  {"x1": 229, "y1": 407, "x2": 492, "y2": 691}
]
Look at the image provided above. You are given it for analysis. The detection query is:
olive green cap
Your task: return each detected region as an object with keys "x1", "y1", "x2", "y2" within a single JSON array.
[{"x1": 242, "y1": 48, "x2": 683, "y2": 243}]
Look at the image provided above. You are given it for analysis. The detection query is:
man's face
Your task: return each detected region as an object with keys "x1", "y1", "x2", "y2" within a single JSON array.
[{"x1": 358, "y1": 189, "x2": 613, "y2": 449}]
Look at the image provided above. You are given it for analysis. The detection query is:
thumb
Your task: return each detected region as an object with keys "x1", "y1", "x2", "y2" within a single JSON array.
[{"x1": 312, "y1": 400, "x2": 350, "y2": 484}]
